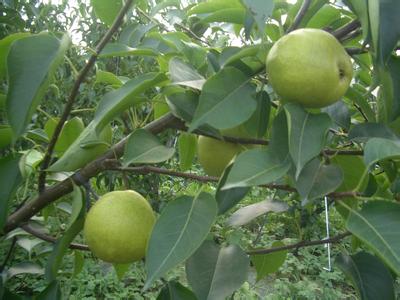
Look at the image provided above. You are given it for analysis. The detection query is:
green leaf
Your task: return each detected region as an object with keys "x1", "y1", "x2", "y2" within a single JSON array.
[
  {"x1": 364, "y1": 137, "x2": 400, "y2": 168},
  {"x1": 73, "y1": 250, "x2": 84, "y2": 277},
  {"x1": 94, "y1": 72, "x2": 167, "y2": 131},
  {"x1": 178, "y1": 132, "x2": 197, "y2": 171},
  {"x1": 36, "y1": 280, "x2": 61, "y2": 300},
  {"x1": 45, "y1": 185, "x2": 85, "y2": 282},
  {"x1": 48, "y1": 122, "x2": 111, "y2": 172},
  {"x1": 123, "y1": 129, "x2": 175, "y2": 166},
  {"x1": 44, "y1": 117, "x2": 85, "y2": 156},
  {"x1": 332, "y1": 155, "x2": 367, "y2": 192},
  {"x1": 157, "y1": 281, "x2": 197, "y2": 300},
  {"x1": 6, "y1": 34, "x2": 70, "y2": 138},
  {"x1": 306, "y1": 4, "x2": 340, "y2": 29},
  {"x1": 165, "y1": 89, "x2": 198, "y2": 122},
  {"x1": 169, "y1": 57, "x2": 205, "y2": 90},
  {"x1": 151, "y1": 0, "x2": 180, "y2": 17},
  {"x1": 284, "y1": 103, "x2": 332, "y2": 178},
  {"x1": 322, "y1": 100, "x2": 350, "y2": 130},
  {"x1": 95, "y1": 70, "x2": 123, "y2": 87},
  {"x1": 241, "y1": 0, "x2": 274, "y2": 34},
  {"x1": 344, "y1": 0, "x2": 369, "y2": 41},
  {"x1": 186, "y1": 240, "x2": 249, "y2": 300},
  {"x1": 188, "y1": 0, "x2": 242, "y2": 15},
  {"x1": 0, "y1": 125, "x2": 13, "y2": 149},
  {"x1": 202, "y1": 8, "x2": 246, "y2": 24},
  {"x1": 227, "y1": 199, "x2": 288, "y2": 226},
  {"x1": 0, "y1": 32, "x2": 30, "y2": 78},
  {"x1": 368, "y1": 0, "x2": 400, "y2": 65},
  {"x1": 223, "y1": 148, "x2": 291, "y2": 190},
  {"x1": 295, "y1": 158, "x2": 343, "y2": 202},
  {"x1": 243, "y1": 91, "x2": 270, "y2": 138},
  {"x1": 345, "y1": 86, "x2": 376, "y2": 122},
  {"x1": 7, "y1": 262, "x2": 44, "y2": 278},
  {"x1": 91, "y1": 0, "x2": 123, "y2": 26},
  {"x1": 336, "y1": 251, "x2": 395, "y2": 300},
  {"x1": 189, "y1": 67, "x2": 257, "y2": 132},
  {"x1": 250, "y1": 241, "x2": 288, "y2": 281},
  {"x1": 349, "y1": 123, "x2": 398, "y2": 142},
  {"x1": 0, "y1": 155, "x2": 22, "y2": 233},
  {"x1": 145, "y1": 192, "x2": 217, "y2": 290},
  {"x1": 99, "y1": 43, "x2": 158, "y2": 57},
  {"x1": 342, "y1": 200, "x2": 400, "y2": 275},
  {"x1": 216, "y1": 163, "x2": 250, "y2": 215}
]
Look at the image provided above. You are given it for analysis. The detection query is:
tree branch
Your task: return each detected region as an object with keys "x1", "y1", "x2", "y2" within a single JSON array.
[
  {"x1": 21, "y1": 224, "x2": 89, "y2": 251},
  {"x1": 4, "y1": 113, "x2": 180, "y2": 234},
  {"x1": 247, "y1": 231, "x2": 351, "y2": 255},
  {"x1": 287, "y1": 0, "x2": 312, "y2": 33},
  {"x1": 332, "y1": 20, "x2": 361, "y2": 40},
  {"x1": 346, "y1": 47, "x2": 368, "y2": 56},
  {"x1": 104, "y1": 161, "x2": 359, "y2": 199},
  {"x1": 38, "y1": 0, "x2": 134, "y2": 193}
]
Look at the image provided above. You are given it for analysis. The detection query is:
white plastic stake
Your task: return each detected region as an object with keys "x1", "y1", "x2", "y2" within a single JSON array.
[{"x1": 323, "y1": 196, "x2": 332, "y2": 271}]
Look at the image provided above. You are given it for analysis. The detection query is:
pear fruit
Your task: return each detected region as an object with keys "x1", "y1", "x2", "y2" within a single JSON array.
[
  {"x1": 266, "y1": 28, "x2": 353, "y2": 108},
  {"x1": 84, "y1": 190, "x2": 155, "y2": 264},
  {"x1": 197, "y1": 125, "x2": 253, "y2": 177}
]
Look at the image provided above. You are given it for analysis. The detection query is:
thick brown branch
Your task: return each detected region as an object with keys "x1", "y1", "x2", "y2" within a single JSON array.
[
  {"x1": 287, "y1": 0, "x2": 312, "y2": 33},
  {"x1": 247, "y1": 231, "x2": 351, "y2": 255},
  {"x1": 4, "y1": 113, "x2": 180, "y2": 234},
  {"x1": 38, "y1": 0, "x2": 134, "y2": 193},
  {"x1": 332, "y1": 20, "x2": 361, "y2": 40}
]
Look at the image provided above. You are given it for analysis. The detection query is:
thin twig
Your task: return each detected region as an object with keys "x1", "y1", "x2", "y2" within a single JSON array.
[
  {"x1": 38, "y1": 0, "x2": 134, "y2": 193},
  {"x1": 287, "y1": 0, "x2": 312, "y2": 33},
  {"x1": 332, "y1": 20, "x2": 361, "y2": 40},
  {"x1": 21, "y1": 224, "x2": 89, "y2": 251},
  {"x1": 346, "y1": 47, "x2": 368, "y2": 56},
  {"x1": 0, "y1": 237, "x2": 17, "y2": 272},
  {"x1": 104, "y1": 161, "x2": 360, "y2": 199},
  {"x1": 247, "y1": 231, "x2": 351, "y2": 255}
]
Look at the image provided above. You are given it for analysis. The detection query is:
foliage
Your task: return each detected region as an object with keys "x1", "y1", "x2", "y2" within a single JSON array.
[{"x1": 1, "y1": 0, "x2": 400, "y2": 299}]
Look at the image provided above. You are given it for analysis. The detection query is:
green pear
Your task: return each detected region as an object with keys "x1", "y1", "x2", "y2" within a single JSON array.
[
  {"x1": 84, "y1": 190, "x2": 155, "y2": 263},
  {"x1": 266, "y1": 28, "x2": 353, "y2": 108}
]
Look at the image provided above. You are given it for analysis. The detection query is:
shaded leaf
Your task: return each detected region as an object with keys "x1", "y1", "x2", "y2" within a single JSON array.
[
  {"x1": 169, "y1": 57, "x2": 205, "y2": 90},
  {"x1": 241, "y1": 0, "x2": 274, "y2": 34},
  {"x1": 123, "y1": 129, "x2": 174, "y2": 166},
  {"x1": 342, "y1": 200, "x2": 400, "y2": 275},
  {"x1": 216, "y1": 164, "x2": 250, "y2": 215},
  {"x1": 223, "y1": 148, "x2": 291, "y2": 190},
  {"x1": 157, "y1": 281, "x2": 197, "y2": 300},
  {"x1": 284, "y1": 103, "x2": 332, "y2": 178},
  {"x1": 6, "y1": 34, "x2": 70, "y2": 138},
  {"x1": 295, "y1": 158, "x2": 343, "y2": 202},
  {"x1": 0, "y1": 155, "x2": 21, "y2": 232},
  {"x1": 332, "y1": 155, "x2": 367, "y2": 192},
  {"x1": 202, "y1": 8, "x2": 246, "y2": 24},
  {"x1": 178, "y1": 132, "x2": 197, "y2": 171},
  {"x1": 336, "y1": 251, "x2": 395, "y2": 300},
  {"x1": 189, "y1": 67, "x2": 257, "y2": 132},
  {"x1": 186, "y1": 240, "x2": 249, "y2": 300},
  {"x1": 349, "y1": 123, "x2": 398, "y2": 142},
  {"x1": 227, "y1": 199, "x2": 288, "y2": 226},
  {"x1": 322, "y1": 100, "x2": 350, "y2": 130},
  {"x1": 251, "y1": 241, "x2": 288, "y2": 281},
  {"x1": 145, "y1": 193, "x2": 217, "y2": 289},
  {"x1": 364, "y1": 137, "x2": 400, "y2": 168}
]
